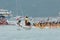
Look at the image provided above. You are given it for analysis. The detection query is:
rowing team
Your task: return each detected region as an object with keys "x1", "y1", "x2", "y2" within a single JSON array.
[
  {"x1": 16, "y1": 16, "x2": 60, "y2": 29},
  {"x1": 33, "y1": 22, "x2": 60, "y2": 29}
]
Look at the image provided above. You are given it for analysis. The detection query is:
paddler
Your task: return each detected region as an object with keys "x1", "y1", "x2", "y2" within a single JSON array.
[
  {"x1": 16, "y1": 17, "x2": 22, "y2": 27},
  {"x1": 25, "y1": 16, "x2": 31, "y2": 26}
]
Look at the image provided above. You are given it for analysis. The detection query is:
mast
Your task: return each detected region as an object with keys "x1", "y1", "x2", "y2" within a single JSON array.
[
  {"x1": 16, "y1": 0, "x2": 18, "y2": 16},
  {"x1": 20, "y1": 0, "x2": 24, "y2": 16},
  {"x1": 16, "y1": 0, "x2": 24, "y2": 16}
]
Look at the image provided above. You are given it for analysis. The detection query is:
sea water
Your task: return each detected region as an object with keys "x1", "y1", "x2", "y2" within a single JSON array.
[{"x1": 0, "y1": 25, "x2": 60, "y2": 40}]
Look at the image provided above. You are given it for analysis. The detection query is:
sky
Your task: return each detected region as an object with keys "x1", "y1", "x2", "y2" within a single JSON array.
[{"x1": 0, "y1": 0, "x2": 60, "y2": 17}]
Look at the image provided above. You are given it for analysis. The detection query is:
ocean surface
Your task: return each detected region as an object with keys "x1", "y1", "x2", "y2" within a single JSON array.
[{"x1": 0, "y1": 25, "x2": 60, "y2": 40}]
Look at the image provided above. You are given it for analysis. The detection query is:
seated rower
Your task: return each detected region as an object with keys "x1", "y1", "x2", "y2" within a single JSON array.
[
  {"x1": 25, "y1": 16, "x2": 31, "y2": 26},
  {"x1": 17, "y1": 20, "x2": 21, "y2": 26},
  {"x1": 16, "y1": 17, "x2": 22, "y2": 27}
]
